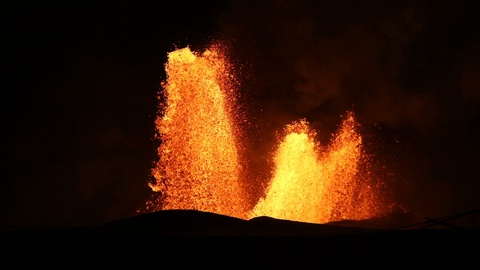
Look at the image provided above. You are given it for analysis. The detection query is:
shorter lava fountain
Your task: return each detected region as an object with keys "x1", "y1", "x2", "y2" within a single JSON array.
[
  {"x1": 147, "y1": 44, "x2": 391, "y2": 224},
  {"x1": 251, "y1": 113, "x2": 387, "y2": 223}
]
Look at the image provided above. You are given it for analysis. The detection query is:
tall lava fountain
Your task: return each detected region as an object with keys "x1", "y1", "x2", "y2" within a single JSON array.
[
  {"x1": 148, "y1": 45, "x2": 248, "y2": 219},
  {"x1": 147, "y1": 44, "x2": 390, "y2": 223}
]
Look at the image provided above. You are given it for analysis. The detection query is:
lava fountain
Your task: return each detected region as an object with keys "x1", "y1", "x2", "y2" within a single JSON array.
[
  {"x1": 147, "y1": 44, "x2": 390, "y2": 224},
  {"x1": 147, "y1": 45, "x2": 248, "y2": 219},
  {"x1": 251, "y1": 112, "x2": 387, "y2": 223}
]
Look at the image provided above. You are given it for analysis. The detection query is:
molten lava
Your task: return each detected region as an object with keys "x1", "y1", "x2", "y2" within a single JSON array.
[
  {"x1": 148, "y1": 46, "x2": 247, "y2": 219},
  {"x1": 147, "y1": 45, "x2": 389, "y2": 224},
  {"x1": 251, "y1": 112, "x2": 385, "y2": 223}
]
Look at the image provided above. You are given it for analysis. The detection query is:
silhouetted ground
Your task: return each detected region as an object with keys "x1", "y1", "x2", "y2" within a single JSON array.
[{"x1": 1, "y1": 210, "x2": 479, "y2": 268}]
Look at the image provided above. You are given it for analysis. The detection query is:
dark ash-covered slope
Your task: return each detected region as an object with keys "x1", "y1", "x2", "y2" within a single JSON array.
[{"x1": 1, "y1": 209, "x2": 479, "y2": 268}]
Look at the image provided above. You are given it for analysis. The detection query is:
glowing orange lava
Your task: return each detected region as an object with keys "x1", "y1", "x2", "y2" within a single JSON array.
[
  {"x1": 251, "y1": 112, "x2": 386, "y2": 223},
  {"x1": 147, "y1": 45, "x2": 389, "y2": 224},
  {"x1": 147, "y1": 46, "x2": 247, "y2": 219}
]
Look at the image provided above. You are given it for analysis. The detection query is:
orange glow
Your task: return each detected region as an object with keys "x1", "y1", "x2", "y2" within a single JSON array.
[
  {"x1": 146, "y1": 45, "x2": 390, "y2": 224},
  {"x1": 147, "y1": 46, "x2": 247, "y2": 219},
  {"x1": 251, "y1": 112, "x2": 386, "y2": 223}
]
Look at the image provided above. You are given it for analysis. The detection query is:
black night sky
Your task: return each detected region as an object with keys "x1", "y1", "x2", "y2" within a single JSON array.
[{"x1": 2, "y1": 0, "x2": 480, "y2": 231}]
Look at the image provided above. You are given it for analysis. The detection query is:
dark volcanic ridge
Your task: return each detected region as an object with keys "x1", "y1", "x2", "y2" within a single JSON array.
[
  {"x1": 100, "y1": 209, "x2": 388, "y2": 236},
  {"x1": 1, "y1": 208, "x2": 479, "y2": 238},
  {"x1": 1, "y1": 209, "x2": 479, "y2": 268}
]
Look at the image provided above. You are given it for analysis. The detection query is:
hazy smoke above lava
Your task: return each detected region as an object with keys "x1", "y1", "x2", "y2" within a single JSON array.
[{"x1": 216, "y1": 0, "x2": 480, "y2": 217}]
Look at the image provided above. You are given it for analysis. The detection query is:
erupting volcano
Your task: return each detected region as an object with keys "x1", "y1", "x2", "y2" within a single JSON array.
[{"x1": 147, "y1": 44, "x2": 390, "y2": 224}]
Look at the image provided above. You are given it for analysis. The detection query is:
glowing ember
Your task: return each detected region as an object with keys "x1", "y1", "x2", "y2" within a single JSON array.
[
  {"x1": 251, "y1": 112, "x2": 385, "y2": 223},
  {"x1": 147, "y1": 45, "x2": 248, "y2": 219}
]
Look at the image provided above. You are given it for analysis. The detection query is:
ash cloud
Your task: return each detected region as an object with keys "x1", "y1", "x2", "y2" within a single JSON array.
[{"x1": 219, "y1": 0, "x2": 480, "y2": 217}]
